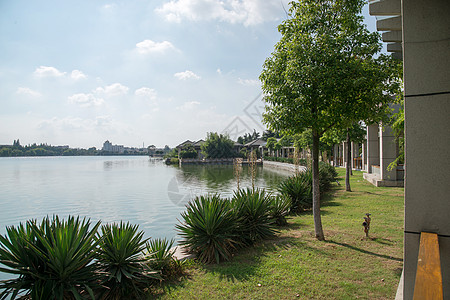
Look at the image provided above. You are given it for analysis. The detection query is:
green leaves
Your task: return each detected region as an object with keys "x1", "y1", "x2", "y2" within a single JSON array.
[
  {"x1": 176, "y1": 195, "x2": 238, "y2": 264},
  {"x1": 0, "y1": 216, "x2": 100, "y2": 300},
  {"x1": 97, "y1": 222, "x2": 160, "y2": 300},
  {"x1": 0, "y1": 217, "x2": 169, "y2": 300},
  {"x1": 231, "y1": 188, "x2": 277, "y2": 246}
]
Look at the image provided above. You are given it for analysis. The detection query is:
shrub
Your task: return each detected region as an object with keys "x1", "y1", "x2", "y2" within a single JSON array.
[
  {"x1": 278, "y1": 170, "x2": 313, "y2": 213},
  {"x1": 231, "y1": 188, "x2": 277, "y2": 246},
  {"x1": 269, "y1": 194, "x2": 292, "y2": 226},
  {"x1": 0, "y1": 216, "x2": 101, "y2": 300},
  {"x1": 278, "y1": 163, "x2": 337, "y2": 213},
  {"x1": 146, "y1": 238, "x2": 184, "y2": 280},
  {"x1": 176, "y1": 195, "x2": 238, "y2": 264},
  {"x1": 97, "y1": 222, "x2": 159, "y2": 300},
  {"x1": 319, "y1": 162, "x2": 338, "y2": 190}
]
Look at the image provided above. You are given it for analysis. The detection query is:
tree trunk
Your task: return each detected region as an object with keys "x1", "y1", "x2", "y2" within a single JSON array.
[
  {"x1": 345, "y1": 128, "x2": 352, "y2": 192},
  {"x1": 312, "y1": 129, "x2": 324, "y2": 240}
]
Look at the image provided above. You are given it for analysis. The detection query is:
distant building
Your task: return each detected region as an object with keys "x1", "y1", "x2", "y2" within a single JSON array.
[{"x1": 102, "y1": 140, "x2": 124, "y2": 154}]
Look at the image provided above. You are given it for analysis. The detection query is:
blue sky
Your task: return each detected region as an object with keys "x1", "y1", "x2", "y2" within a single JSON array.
[{"x1": 0, "y1": 0, "x2": 378, "y2": 149}]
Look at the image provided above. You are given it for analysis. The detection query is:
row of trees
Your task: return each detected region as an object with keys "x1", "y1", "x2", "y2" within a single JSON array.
[
  {"x1": 260, "y1": 0, "x2": 402, "y2": 240},
  {"x1": 0, "y1": 142, "x2": 149, "y2": 157}
]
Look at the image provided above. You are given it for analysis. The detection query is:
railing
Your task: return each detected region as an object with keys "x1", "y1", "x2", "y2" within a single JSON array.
[
  {"x1": 353, "y1": 157, "x2": 362, "y2": 170},
  {"x1": 413, "y1": 232, "x2": 443, "y2": 300}
]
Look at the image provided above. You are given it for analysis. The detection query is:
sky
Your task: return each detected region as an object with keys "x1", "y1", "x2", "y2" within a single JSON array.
[{"x1": 0, "y1": 0, "x2": 378, "y2": 149}]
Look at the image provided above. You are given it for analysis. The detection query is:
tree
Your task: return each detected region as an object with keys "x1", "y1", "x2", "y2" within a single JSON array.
[
  {"x1": 260, "y1": 0, "x2": 400, "y2": 240},
  {"x1": 266, "y1": 137, "x2": 277, "y2": 156},
  {"x1": 201, "y1": 132, "x2": 236, "y2": 159},
  {"x1": 180, "y1": 144, "x2": 198, "y2": 159}
]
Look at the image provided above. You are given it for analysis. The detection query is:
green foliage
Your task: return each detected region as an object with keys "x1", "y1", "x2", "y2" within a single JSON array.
[
  {"x1": 278, "y1": 164, "x2": 337, "y2": 213},
  {"x1": 388, "y1": 98, "x2": 405, "y2": 171},
  {"x1": 146, "y1": 238, "x2": 184, "y2": 280},
  {"x1": 265, "y1": 137, "x2": 277, "y2": 152},
  {"x1": 176, "y1": 195, "x2": 238, "y2": 264},
  {"x1": 269, "y1": 194, "x2": 292, "y2": 226},
  {"x1": 237, "y1": 130, "x2": 261, "y2": 145},
  {"x1": 278, "y1": 170, "x2": 313, "y2": 213},
  {"x1": 201, "y1": 132, "x2": 236, "y2": 159},
  {"x1": 164, "y1": 148, "x2": 178, "y2": 159},
  {"x1": 260, "y1": 0, "x2": 401, "y2": 239},
  {"x1": 180, "y1": 144, "x2": 198, "y2": 159},
  {"x1": 231, "y1": 188, "x2": 277, "y2": 246},
  {"x1": 97, "y1": 222, "x2": 159, "y2": 300},
  {"x1": 0, "y1": 216, "x2": 101, "y2": 300}
]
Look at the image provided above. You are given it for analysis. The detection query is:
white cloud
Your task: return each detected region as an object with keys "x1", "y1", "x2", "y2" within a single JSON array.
[
  {"x1": 216, "y1": 68, "x2": 222, "y2": 75},
  {"x1": 238, "y1": 78, "x2": 260, "y2": 86},
  {"x1": 176, "y1": 101, "x2": 200, "y2": 110},
  {"x1": 16, "y1": 87, "x2": 41, "y2": 97},
  {"x1": 135, "y1": 87, "x2": 157, "y2": 100},
  {"x1": 71, "y1": 70, "x2": 87, "y2": 80},
  {"x1": 174, "y1": 70, "x2": 201, "y2": 80},
  {"x1": 95, "y1": 83, "x2": 129, "y2": 98},
  {"x1": 34, "y1": 66, "x2": 66, "y2": 77},
  {"x1": 155, "y1": 0, "x2": 289, "y2": 26},
  {"x1": 135, "y1": 40, "x2": 176, "y2": 55},
  {"x1": 68, "y1": 93, "x2": 105, "y2": 107},
  {"x1": 37, "y1": 115, "x2": 119, "y2": 133}
]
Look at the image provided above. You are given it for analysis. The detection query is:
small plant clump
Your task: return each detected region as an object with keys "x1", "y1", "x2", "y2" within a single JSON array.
[
  {"x1": 176, "y1": 189, "x2": 293, "y2": 264},
  {"x1": 278, "y1": 163, "x2": 338, "y2": 213},
  {"x1": 0, "y1": 216, "x2": 184, "y2": 300}
]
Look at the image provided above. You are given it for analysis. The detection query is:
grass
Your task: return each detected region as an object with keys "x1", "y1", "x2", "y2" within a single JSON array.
[{"x1": 152, "y1": 169, "x2": 404, "y2": 299}]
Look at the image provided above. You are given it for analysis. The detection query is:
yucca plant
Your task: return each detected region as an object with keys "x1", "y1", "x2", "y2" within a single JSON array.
[
  {"x1": 278, "y1": 170, "x2": 313, "y2": 213},
  {"x1": 231, "y1": 188, "x2": 277, "y2": 246},
  {"x1": 0, "y1": 215, "x2": 101, "y2": 300},
  {"x1": 96, "y1": 222, "x2": 159, "y2": 300},
  {"x1": 319, "y1": 162, "x2": 338, "y2": 190},
  {"x1": 146, "y1": 238, "x2": 184, "y2": 280},
  {"x1": 269, "y1": 194, "x2": 292, "y2": 226},
  {"x1": 176, "y1": 194, "x2": 238, "y2": 264}
]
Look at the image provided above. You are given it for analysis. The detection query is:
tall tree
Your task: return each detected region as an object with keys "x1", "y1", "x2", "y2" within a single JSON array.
[
  {"x1": 201, "y1": 132, "x2": 236, "y2": 159},
  {"x1": 260, "y1": 0, "x2": 400, "y2": 240}
]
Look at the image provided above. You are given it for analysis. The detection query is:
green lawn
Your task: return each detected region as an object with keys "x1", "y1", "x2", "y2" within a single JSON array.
[{"x1": 153, "y1": 169, "x2": 404, "y2": 299}]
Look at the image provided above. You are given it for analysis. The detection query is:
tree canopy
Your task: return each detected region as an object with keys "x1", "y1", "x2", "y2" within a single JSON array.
[
  {"x1": 260, "y1": 0, "x2": 401, "y2": 240},
  {"x1": 201, "y1": 132, "x2": 236, "y2": 159}
]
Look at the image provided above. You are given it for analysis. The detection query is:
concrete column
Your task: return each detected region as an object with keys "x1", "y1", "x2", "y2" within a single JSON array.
[
  {"x1": 402, "y1": 1, "x2": 450, "y2": 298},
  {"x1": 362, "y1": 140, "x2": 367, "y2": 172},
  {"x1": 366, "y1": 124, "x2": 379, "y2": 173},
  {"x1": 333, "y1": 144, "x2": 338, "y2": 166},
  {"x1": 343, "y1": 142, "x2": 349, "y2": 168},
  {"x1": 379, "y1": 124, "x2": 397, "y2": 181}
]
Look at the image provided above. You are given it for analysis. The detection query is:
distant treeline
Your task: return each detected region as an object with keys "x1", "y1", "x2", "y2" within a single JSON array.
[{"x1": 0, "y1": 141, "x2": 147, "y2": 157}]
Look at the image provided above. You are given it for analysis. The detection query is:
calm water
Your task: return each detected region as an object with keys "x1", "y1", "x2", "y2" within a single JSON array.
[{"x1": 0, "y1": 156, "x2": 290, "y2": 242}]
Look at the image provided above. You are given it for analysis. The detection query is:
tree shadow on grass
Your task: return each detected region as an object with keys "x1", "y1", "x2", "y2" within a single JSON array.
[
  {"x1": 371, "y1": 237, "x2": 395, "y2": 246},
  {"x1": 327, "y1": 240, "x2": 403, "y2": 262}
]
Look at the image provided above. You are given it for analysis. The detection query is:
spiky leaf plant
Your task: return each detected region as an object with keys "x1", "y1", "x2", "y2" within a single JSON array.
[
  {"x1": 176, "y1": 194, "x2": 238, "y2": 264},
  {"x1": 0, "y1": 215, "x2": 101, "y2": 300},
  {"x1": 146, "y1": 238, "x2": 184, "y2": 280},
  {"x1": 270, "y1": 194, "x2": 292, "y2": 226},
  {"x1": 231, "y1": 188, "x2": 277, "y2": 246},
  {"x1": 278, "y1": 170, "x2": 313, "y2": 213},
  {"x1": 96, "y1": 222, "x2": 159, "y2": 300}
]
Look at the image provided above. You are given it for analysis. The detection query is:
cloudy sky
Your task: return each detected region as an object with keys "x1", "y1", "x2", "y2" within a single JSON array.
[{"x1": 0, "y1": 0, "x2": 378, "y2": 149}]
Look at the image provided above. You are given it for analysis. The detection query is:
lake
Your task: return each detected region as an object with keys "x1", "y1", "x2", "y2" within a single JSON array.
[{"x1": 0, "y1": 156, "x2": 291, "y2": 242}]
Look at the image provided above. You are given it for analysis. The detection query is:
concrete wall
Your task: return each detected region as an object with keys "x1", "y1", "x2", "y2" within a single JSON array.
[{"x1": 403, "y1": 0, "x2": 450, "y2": 298}]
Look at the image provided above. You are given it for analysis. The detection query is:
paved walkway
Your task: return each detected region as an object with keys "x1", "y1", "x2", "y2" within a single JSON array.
[{"x1": 262, "y1": 160, "x2": 306, "y2": 173}]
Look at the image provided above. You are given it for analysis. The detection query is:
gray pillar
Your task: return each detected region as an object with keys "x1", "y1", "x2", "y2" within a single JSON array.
[
  {"x1": 366, "y1": 124, "x2": 379, "y2": 174},
  {"x1": 362, "y1": 140, "x2": 367, "y2": 172},
  {"x1": 379, "y1": 123, "x2": 397, "y2": 181},
  {"x1": 333, "y1": 144, "x2": 338, "y2": 166},
  {"x1": 403, "y1": 1, "x2": 450, "y2": 298}
]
